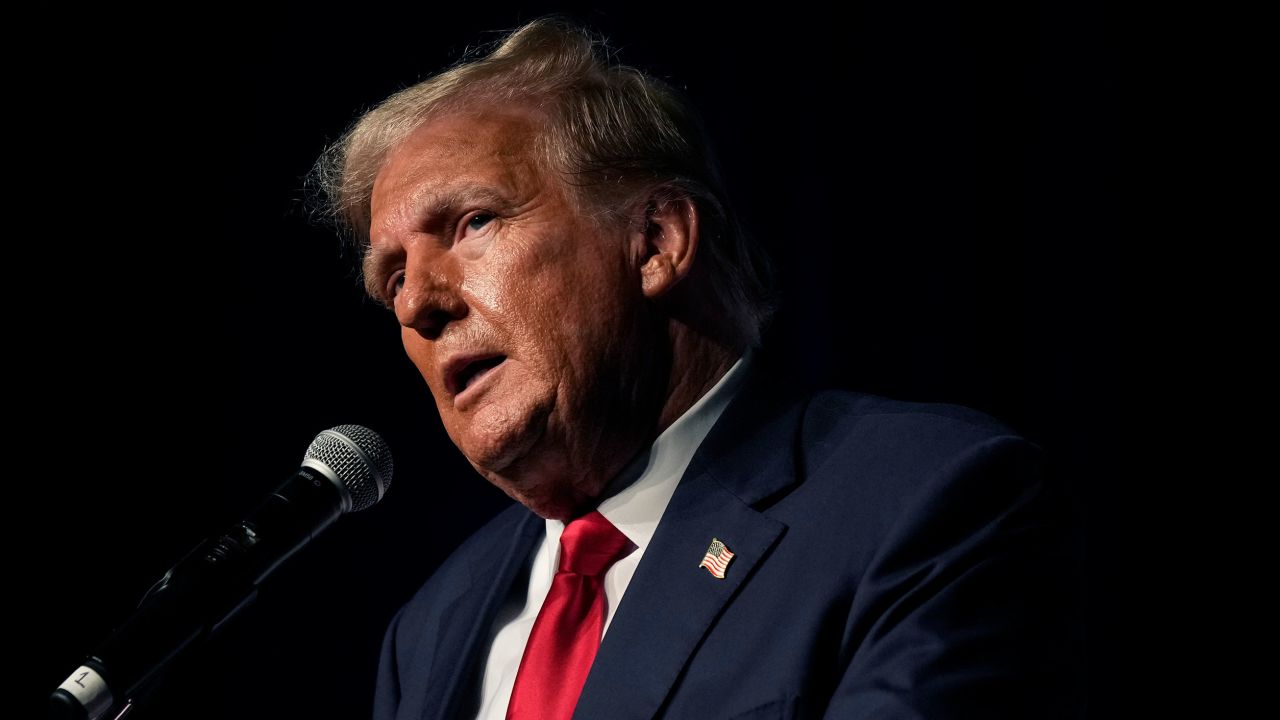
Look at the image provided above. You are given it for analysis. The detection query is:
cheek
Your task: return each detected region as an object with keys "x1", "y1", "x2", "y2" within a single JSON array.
[
  {"x1": 466, "y1": 228, "x2": 568, "y2": 308},
  {"x1": 464, "y1": 242, "x2": 577, "y2": 346},
  {"x1": 464, "y1": 223, "x2": 636, "y2": 372},
  {"x1": 462, "y1": 266, "x2": 522, "y2": 320}
]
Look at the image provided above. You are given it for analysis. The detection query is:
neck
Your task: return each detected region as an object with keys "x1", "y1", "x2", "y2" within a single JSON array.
[
  {"x1": 513, "y1": 322, "x2": 742, "y2": 522},
  {"x1": 654, "y1": 321, "x2": 742, "y2": 434}
]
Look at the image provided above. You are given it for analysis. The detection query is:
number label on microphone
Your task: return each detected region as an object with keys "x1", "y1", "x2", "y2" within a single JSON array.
[{"x1": 58, "y1": 665, "x2": 114, "y2": 717}]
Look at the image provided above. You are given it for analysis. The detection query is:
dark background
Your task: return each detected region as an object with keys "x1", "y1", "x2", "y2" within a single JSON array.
[{"x1": 24, "y1": 2, "x2": 1132, "y2": 717}]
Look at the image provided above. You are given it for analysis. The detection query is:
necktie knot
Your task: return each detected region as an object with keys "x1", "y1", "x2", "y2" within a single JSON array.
[{"x1": 558, "y1": 510, "x2": 634, "y2": 577}]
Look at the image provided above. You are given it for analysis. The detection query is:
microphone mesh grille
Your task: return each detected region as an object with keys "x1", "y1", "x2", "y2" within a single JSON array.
[{"x1": 304, "y1": 425, "x2": 393, "y2": 512}]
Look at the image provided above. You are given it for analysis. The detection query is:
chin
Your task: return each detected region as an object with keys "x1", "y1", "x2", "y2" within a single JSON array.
[
  {"x1": 458, "y1": 429, "x2": 535, "y2": 479},
  {"x1": 452, "y1": 404, "x2": 552, "y2": 480}
]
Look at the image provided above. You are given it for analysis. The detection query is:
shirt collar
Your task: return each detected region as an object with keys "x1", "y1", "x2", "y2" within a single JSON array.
[{"x1": 545, "y1": 349, "x2": 753, "y2": 552}]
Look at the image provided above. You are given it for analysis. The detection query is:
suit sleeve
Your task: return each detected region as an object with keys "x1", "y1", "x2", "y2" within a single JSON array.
[{"x1": 826, "y1": 435, "x2": 1084, "y2": 719}]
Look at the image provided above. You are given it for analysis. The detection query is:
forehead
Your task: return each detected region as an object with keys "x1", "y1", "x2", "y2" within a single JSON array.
[{"x1": 370, "y1": 110, "x2": 549, "y2": 223}]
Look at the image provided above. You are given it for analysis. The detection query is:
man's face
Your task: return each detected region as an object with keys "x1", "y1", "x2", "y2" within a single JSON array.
[{"x1": 367, "y1": 110, "x2": 662, "y2": 518}]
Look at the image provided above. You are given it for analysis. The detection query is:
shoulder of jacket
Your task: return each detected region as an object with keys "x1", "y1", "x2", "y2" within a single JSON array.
[{"x1": 801, "y1": 388, "x2": 1029, "y2": 451}]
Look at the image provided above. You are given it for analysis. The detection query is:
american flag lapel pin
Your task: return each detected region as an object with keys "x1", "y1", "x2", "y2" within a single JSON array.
[{"x1": 699, "y1": 538, "x2": 735, "y2": 579}]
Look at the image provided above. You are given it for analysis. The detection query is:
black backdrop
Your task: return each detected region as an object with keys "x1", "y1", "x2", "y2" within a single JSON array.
[{"x1": 24, "y1": 2, "x2": 1129, "y2": 718}]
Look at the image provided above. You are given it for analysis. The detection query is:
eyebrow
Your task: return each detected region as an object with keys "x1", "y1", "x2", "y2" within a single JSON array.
[{"x1": 362, "y1": 185, "x2": 518, "y2": 299}]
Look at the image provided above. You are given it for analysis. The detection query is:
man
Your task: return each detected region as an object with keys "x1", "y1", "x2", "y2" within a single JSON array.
[{"x1": 314, "y1": 18, "x2": 1080, "y2": 720}]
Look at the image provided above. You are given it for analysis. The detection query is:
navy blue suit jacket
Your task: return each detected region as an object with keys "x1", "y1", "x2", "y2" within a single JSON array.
[{"x1": 373, "y1": 363, "x2": 1082, "y2": 719}]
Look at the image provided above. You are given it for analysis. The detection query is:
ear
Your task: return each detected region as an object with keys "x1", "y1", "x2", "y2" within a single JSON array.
[{"x1": 636, "y1": 192, "x2": 699, "y2": 300}]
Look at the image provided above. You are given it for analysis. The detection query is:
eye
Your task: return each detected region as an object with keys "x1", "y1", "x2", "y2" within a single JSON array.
[
  {"x1": 386, "y1": 271, "x2": 405, "y2": 304},
  {"x1": 461, "y1": 212, "x2": 495, "y2": 237}
]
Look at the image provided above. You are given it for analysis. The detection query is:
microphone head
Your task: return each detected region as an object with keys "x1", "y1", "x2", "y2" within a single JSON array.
[{"x1": 303, "y1": 425, "x2": 393, "y2": 512}]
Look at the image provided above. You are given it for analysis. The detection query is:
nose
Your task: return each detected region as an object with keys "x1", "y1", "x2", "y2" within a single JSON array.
[{"x1": 395, "y1": 249, "x2": 467, "y2": 340}]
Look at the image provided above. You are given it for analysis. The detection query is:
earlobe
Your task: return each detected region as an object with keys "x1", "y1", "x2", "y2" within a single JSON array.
[
  {"x1": 637, "y1": 193, "x2": 699, "y2": 300},
  {"x1": 640, "y1": 254, "x2": 676, "y2": 296}
]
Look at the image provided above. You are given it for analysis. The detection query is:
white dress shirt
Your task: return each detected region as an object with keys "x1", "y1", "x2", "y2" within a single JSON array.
[{"x1": 473, "y1": 352, "x2": 752, "y2": 720}]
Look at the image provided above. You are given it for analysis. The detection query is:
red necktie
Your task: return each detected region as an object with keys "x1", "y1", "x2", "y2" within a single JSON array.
[{"x1": 506, "y1": 510, "x2": 635, "y2": 720}]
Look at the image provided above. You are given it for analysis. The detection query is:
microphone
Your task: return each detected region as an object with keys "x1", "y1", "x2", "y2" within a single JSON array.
[{"x1": 49, "y1": 424, "x2": 393, "y2": 720}]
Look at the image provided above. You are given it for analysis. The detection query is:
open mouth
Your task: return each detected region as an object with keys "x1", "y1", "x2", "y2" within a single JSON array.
[{"x1": 449, "y1": 355, "x2": 507, "y2": 397}]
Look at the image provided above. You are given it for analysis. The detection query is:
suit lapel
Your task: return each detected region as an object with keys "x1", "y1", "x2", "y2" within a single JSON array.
[
  {"x1": 573, "y1": 362, "x2": 808, "y2": 720},
  {"x1": 574, "y1": 472, "x2": 786, "y2": 720},
  {"x1": 423, "y1": 507, "x2": 543, "y2": 720}
]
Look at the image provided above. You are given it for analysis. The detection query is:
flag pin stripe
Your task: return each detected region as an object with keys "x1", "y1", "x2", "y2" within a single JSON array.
[{"x1": 699, "y1": 537, "x2": 735, "y2": 579}]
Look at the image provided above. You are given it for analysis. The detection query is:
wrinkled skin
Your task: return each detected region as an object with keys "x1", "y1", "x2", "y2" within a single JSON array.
[{"x1": 366, "y1": 110, "x2": 678, "y2": 519}]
